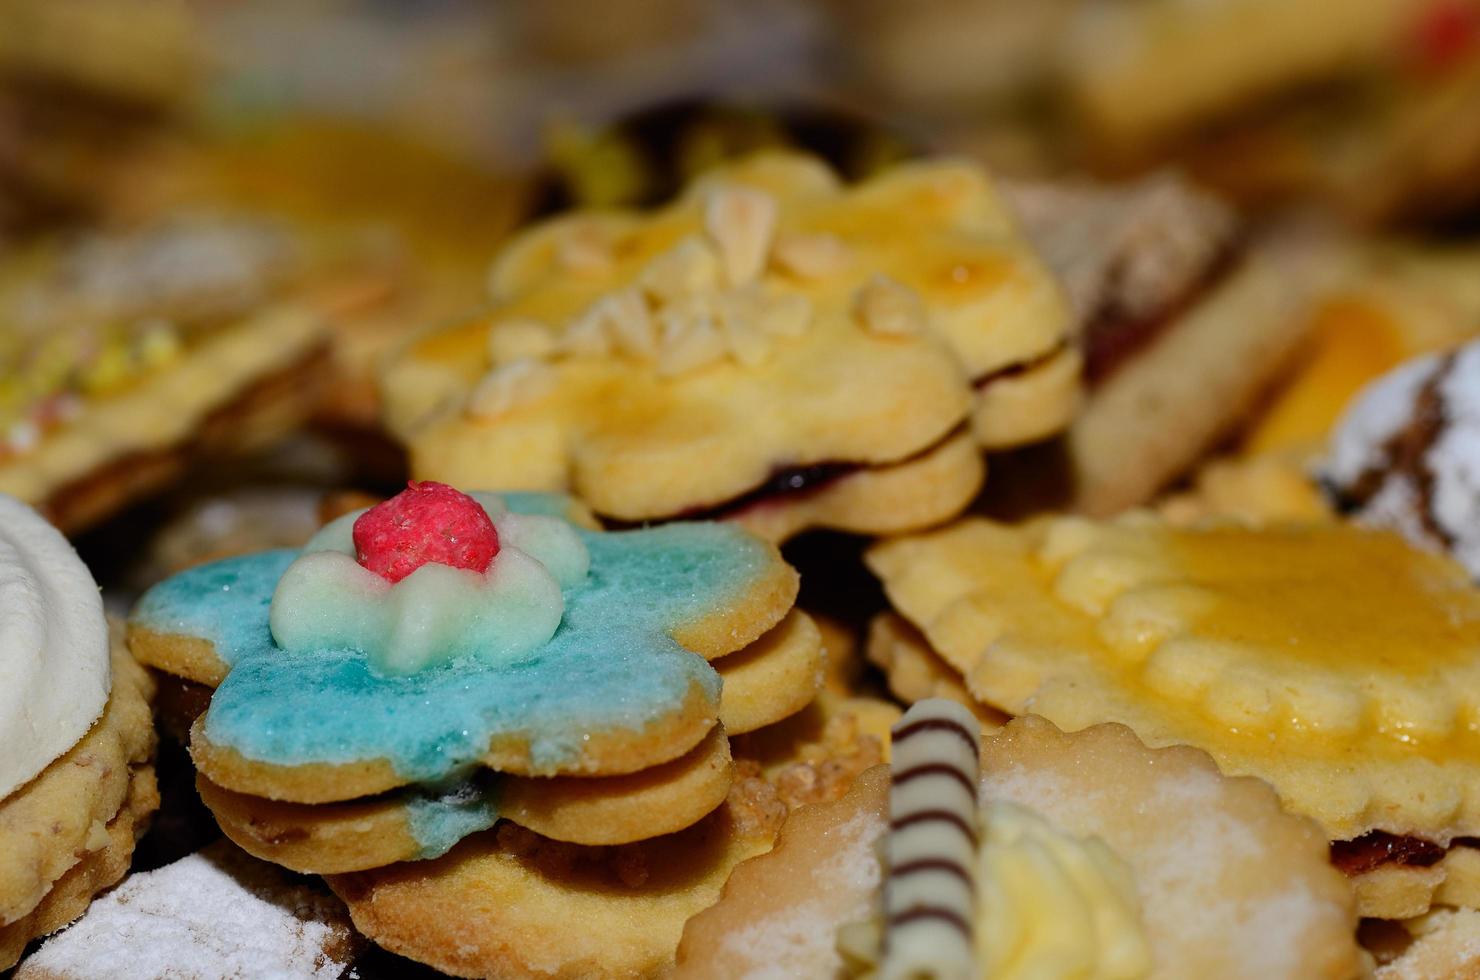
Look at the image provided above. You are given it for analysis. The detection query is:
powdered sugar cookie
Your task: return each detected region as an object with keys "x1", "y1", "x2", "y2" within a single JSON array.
[
  {"x1": 676, "y1": 710, "x2": 1360, "y2": 979},
  {"x1": 1323, "y1": 338, "x2": 1480, "y2": 577},
  {"x1": 14, "y1": 841, "x2": 362, "y2": 980}
]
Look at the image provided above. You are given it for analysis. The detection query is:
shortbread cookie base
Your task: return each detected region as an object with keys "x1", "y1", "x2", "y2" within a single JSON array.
[
  {"x1": 0, "y1": 307, "x2": 328, "y2": 533},
  {"x1": 0, "y1": 762, "x2": 158, "y2": 970},
  {"x1": 1354, "y1": 845, "x2": 1480, "y2": 921},
  {"x1": 188, "y1": 679, "x2": 720, "y2": 804},
  {"x1": 1374, "y1": 907, "x2": 1480, "y2": 979},
  {"x1": 330, "y1": 803, "x2": 773, "y2": 979},
  {"x1": 972, "y1": 344, "x2": 1082, "y2": 450},
  {"x1": 867, "y1": 608, "x2": 1480, "y2": 921},
  {"x1": 864, "y1": 612, "x2": 1009, "y2": 727},
  {"x1": 197, "y1": 728, "x2": 734, "y2": 873},
  {"x1": 867, "y1": 517, "x2": 1480, "y2": 844},
  {"x1": 0, "y1": 646, "x2": 157, "y2": 926},
  {"x1": 326, "y1": 676, "x2": 890, "y2": 978},
  {"x1": 725, "y1": 427, "x2": 984, "y2": 544}
]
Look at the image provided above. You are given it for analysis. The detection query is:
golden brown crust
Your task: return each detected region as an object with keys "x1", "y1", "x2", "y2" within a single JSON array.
[
  {"x1": 864, "y1": 612, "x2": 1009, "y2": 727},
  {"x1": 330, "y1": 806, "x2": 772, "y2": 980},
  {"x1": 126, "y1": 626, "x2": 227, "y2": 688},
  {"x1": 723, "y1": 428, "x2": 984, "y2": 544},
  {"x1": 0, "y1": 762, "x2": 158, "y2": 971},
  {"x1": 668, "y1": 541, "x2": 798, "y2": 658},
  {"x1": 0, "y1": 645, "x2": 156, "y2": 926},
  {"x1": 712, "y1": 610, "x2": 823, "y2": 735},
  {"x1": 498, "y1": 727, "x2": 733, "y2": 846},
  {"x1": 199, "y1": 729, "x2": 734, "y2": 873},
  {"x1": 12, "y1": 324, "x2": 330, "y2": 535}
]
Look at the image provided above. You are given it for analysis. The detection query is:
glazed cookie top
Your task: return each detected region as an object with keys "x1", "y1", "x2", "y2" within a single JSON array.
[
  {"x1": 130, "y1": 485, "x2": 795, "y2": 788},
  {"x1": 867, "y1": 515, "x2": 1480, "y2": 841},
  {"x1": 0, "y1": 493, "x2": 110, "y2": 799},
  {"x1": 385, "y1": 152, "x2": 1068, "y2": 523}
]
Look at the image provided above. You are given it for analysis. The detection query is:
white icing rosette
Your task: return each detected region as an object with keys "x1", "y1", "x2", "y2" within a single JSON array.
[{"x1": 269, "y1": 493, "x2": 589, "y2": 675}]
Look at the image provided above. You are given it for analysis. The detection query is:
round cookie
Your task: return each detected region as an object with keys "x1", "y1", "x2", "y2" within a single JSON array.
[
  {"x1": 675, "y1": 714, "x2": 1361, "y2": 980},
  {"x1": 867, "y1": 513, "x2": 1480, "y2": 917}
]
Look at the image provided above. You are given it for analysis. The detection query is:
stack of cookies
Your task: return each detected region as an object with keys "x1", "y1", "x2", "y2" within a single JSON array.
[
  {"x1": 127, "y1": 483, "x2": 842, "y2": 976},
  {"x1": 13, "y1": 140, "x2": 1480, "y2": 979},
  {"x1": 385, "y1": 152, "x2": 1076, "y2": 543},
  {"x1": 0, "y1": 495, "x2": 157, "y2": 970}
]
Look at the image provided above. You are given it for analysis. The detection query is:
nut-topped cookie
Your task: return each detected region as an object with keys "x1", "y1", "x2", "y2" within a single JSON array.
[{"x1": 386, "y1": 152, "x2": 1074, "y2": 542}]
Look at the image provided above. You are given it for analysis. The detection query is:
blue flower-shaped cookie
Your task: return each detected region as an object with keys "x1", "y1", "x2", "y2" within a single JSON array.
[{"x1": 128, "y1": 492, "x2": 797, "y2": 822}]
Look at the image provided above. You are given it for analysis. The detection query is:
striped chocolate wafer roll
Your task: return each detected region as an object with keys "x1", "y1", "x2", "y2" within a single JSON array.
[{"x1": 881, "y1": 697, "x2": 982, "y2": 980}]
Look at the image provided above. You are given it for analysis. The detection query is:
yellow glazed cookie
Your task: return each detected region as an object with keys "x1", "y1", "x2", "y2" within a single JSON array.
[
  {"x1": 868, "y1": 514, "x2": 1480, "y2": 916},
  {"x1": 387, "y1": 152, "x2": 1074, "y2": 540},
  {"x1": 676, "y1": 713, "x2": 1360, "y2": 979}
]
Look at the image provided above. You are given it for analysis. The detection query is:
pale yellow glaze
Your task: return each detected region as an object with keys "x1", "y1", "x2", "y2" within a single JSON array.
[
  {"x1": 867, "y1": 517, "x2": 1480, "y2": 839},
  {"x1": 384, "y1": 154, "x2": 1072, "y2": 527}
]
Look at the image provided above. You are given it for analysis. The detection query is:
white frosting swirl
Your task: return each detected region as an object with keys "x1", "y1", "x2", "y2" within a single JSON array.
[
  {"x1": 0, "y1": 493, "x2": 110, "y2": 800},
  {"x1": 270, "y1": 492, "x2": 589, "y2": 676}
]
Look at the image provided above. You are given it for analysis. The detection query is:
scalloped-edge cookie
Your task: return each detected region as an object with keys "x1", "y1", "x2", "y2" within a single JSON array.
[
  {"x1": 867, "y1": 513, "x2": 1480, "y2": 918},
  {"x1": 387, "y1": 151, "x2": 1074, "y2": 540},
  {"x1": 675, "y1": 714, "x2": 1361, "y2": 979}
]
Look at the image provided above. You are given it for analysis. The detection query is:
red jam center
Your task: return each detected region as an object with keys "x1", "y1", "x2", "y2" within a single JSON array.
[{"x1": 352, "y1": 481, "x2": 500, "y2": 583}]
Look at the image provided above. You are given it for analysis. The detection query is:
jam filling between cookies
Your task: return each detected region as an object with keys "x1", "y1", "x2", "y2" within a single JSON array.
[
  {"x1": 972, "y1": 341, "x2": 1069, "y2": 390},
  {"x1": 604, "y1": 422, "x2": 969, "y2": 527},
  {"x1": 1082, "y1": 240, "x2": 1244, "y2": 387},
  {"x1": 1330, "y1": 830, "x2": 1480, "y2": 876}
]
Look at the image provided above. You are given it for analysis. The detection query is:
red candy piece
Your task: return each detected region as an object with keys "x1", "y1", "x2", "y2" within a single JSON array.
[
  {"x1": 353, "y1": 481, "x2": 499, "y2": 583},
  {"x1": 1413, "y1": 0, "x2": 1479, "y2": 73}
]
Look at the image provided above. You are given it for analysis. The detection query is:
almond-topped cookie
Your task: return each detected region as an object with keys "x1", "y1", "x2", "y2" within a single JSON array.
[
  {"x1": 386, "y1": 151, "x2": 1074, "y2": 542},
  {"x1": 867, "y1": 513, "x2": 1480, "y2": 920}
]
